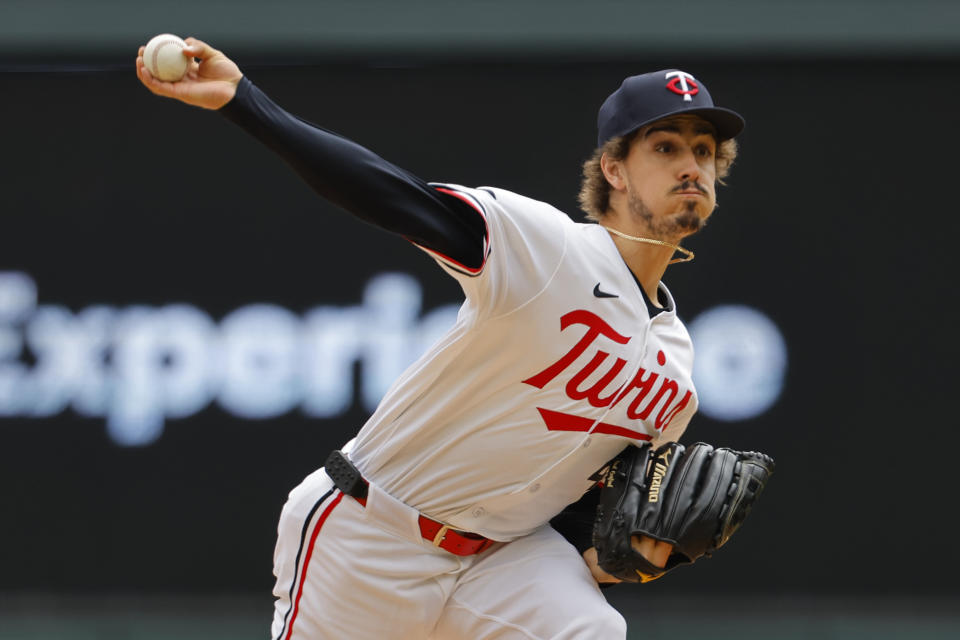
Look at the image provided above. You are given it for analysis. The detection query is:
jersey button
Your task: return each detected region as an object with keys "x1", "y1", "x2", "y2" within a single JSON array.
[
  {"x1": 529, "y1": 483, "x2": 541, "y2": 493},
  {"x1": 472, "y1": 507, "x2": 486, "y2": 518}
]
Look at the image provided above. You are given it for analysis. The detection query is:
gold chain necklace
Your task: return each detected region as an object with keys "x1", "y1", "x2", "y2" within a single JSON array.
[{"x1": 601, "y1": 226, "x2": 695, "y2": 264}]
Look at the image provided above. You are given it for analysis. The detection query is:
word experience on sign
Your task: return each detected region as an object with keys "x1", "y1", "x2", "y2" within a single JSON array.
[
  {"x1": 0, "y1": 272, "x2": 786, "y2": 447},
  {"x1": 0, "y1": 271, "x2": 458, "y2": 446}
]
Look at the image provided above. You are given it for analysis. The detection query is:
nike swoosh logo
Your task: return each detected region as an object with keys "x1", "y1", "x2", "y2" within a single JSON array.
[{"x1": 593, "y1": 283, "x2": 619, "y2": 298}]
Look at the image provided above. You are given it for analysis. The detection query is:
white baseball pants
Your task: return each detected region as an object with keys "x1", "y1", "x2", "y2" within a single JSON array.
[{"x1": 269, "y1": 467, "x2": 626, "y2": 640}]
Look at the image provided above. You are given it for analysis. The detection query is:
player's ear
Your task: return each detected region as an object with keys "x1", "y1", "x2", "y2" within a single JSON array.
[{"x1": 600, "y1": 152, "x2": 626, "y2": 192}]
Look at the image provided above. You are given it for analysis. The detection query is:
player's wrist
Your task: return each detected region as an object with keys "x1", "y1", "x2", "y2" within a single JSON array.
[{"x1": 583, "y1": 547, "x2": 623, "y2": 584}]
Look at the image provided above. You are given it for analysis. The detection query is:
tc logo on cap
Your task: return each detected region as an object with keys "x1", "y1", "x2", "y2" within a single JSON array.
[{"x1": 665, "y1": 71, "x2": 699, "y2": 102}]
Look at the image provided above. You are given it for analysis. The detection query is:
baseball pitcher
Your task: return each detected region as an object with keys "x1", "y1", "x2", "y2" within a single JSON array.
[{"x1": 136, "y1": 38, "x2": 773, "y2": 640}]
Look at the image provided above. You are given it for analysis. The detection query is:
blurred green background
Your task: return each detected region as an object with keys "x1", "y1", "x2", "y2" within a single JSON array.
[{"x1": 3, "y1": 595, "x2": 959, "y2": 639}]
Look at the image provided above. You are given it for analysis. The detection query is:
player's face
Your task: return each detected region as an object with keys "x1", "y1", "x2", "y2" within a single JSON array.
[{"x1": 618, "y1": 115, "x2": 718, "y2": 239}]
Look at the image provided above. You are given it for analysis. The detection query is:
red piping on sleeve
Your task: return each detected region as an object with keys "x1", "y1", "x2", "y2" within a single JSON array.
[{"x1": 419, "y1": 187, "x2": 489, "y2": 275}]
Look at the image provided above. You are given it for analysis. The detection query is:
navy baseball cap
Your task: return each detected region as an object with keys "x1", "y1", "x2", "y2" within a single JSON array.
[{"x1": 597, "y1": 70, "x2": 744, "y2": 146}]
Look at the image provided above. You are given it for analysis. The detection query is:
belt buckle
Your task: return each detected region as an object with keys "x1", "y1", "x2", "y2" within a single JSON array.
[{"x1": 432, "y1": 524, "x2": 451, "y2": 547}]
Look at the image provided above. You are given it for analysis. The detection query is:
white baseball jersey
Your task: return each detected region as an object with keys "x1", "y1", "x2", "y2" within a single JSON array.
[{"x1": 349, "y1": 184, "x2": 698, "y2": 541}]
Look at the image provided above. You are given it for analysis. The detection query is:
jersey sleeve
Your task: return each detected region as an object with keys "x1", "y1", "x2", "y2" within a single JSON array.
[
  {"x1": 219, "y1": 77, "x2": 487, "y2": 269},
  {"x1": 420, "y1": 185, "x2": 570, "y2": 322}
]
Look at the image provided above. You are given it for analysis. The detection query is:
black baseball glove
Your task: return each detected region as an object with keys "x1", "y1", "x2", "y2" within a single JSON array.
[{"x1": 592, "y1": 441, "x2": 774, "y2": 583}]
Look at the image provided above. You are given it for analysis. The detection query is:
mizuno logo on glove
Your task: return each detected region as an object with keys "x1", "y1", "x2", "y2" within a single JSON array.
[
  {"x1": 647, "y1": 447, "x2": 674, "y2": 502},
  {"x1": 648, "y1": 463, "x2": 666, "y2": 502}
]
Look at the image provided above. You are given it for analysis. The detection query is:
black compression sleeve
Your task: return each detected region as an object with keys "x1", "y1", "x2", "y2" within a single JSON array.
[
  {"x1": 219, "y1": 77, "x2": 486, "y2": 269},
  {"x1": 550, "y1": 484, "x2": 601, "y2": 555}
]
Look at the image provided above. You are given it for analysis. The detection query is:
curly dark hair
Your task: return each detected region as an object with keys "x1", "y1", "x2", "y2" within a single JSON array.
[{"x1": 578, "y1": 128, "x2": 738, "y2": 221}]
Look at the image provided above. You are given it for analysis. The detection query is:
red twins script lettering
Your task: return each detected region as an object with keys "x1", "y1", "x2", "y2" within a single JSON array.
[{"x1": 522, "y1": 310, "x2": 692, "y2": 439}]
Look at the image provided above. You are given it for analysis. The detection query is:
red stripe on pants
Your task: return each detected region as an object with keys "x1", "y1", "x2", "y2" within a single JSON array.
[{"x1": 285, "y1": 491, "x2": 345, "y2": 640}]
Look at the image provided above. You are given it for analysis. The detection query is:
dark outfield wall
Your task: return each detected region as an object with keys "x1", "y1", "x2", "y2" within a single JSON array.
[{"x1": 0, "y1": 58, "x2": 957, "y2": 596}]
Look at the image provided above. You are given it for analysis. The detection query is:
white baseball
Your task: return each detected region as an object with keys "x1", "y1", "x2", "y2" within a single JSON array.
[{"x1": 143, "y1": 34, "x2": 189, "y2": 82}]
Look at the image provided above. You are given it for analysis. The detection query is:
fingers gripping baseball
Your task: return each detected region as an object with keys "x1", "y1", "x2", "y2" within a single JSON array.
[{"x1": 136, "y1": 36, "x2": 243, "y2": 110}]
